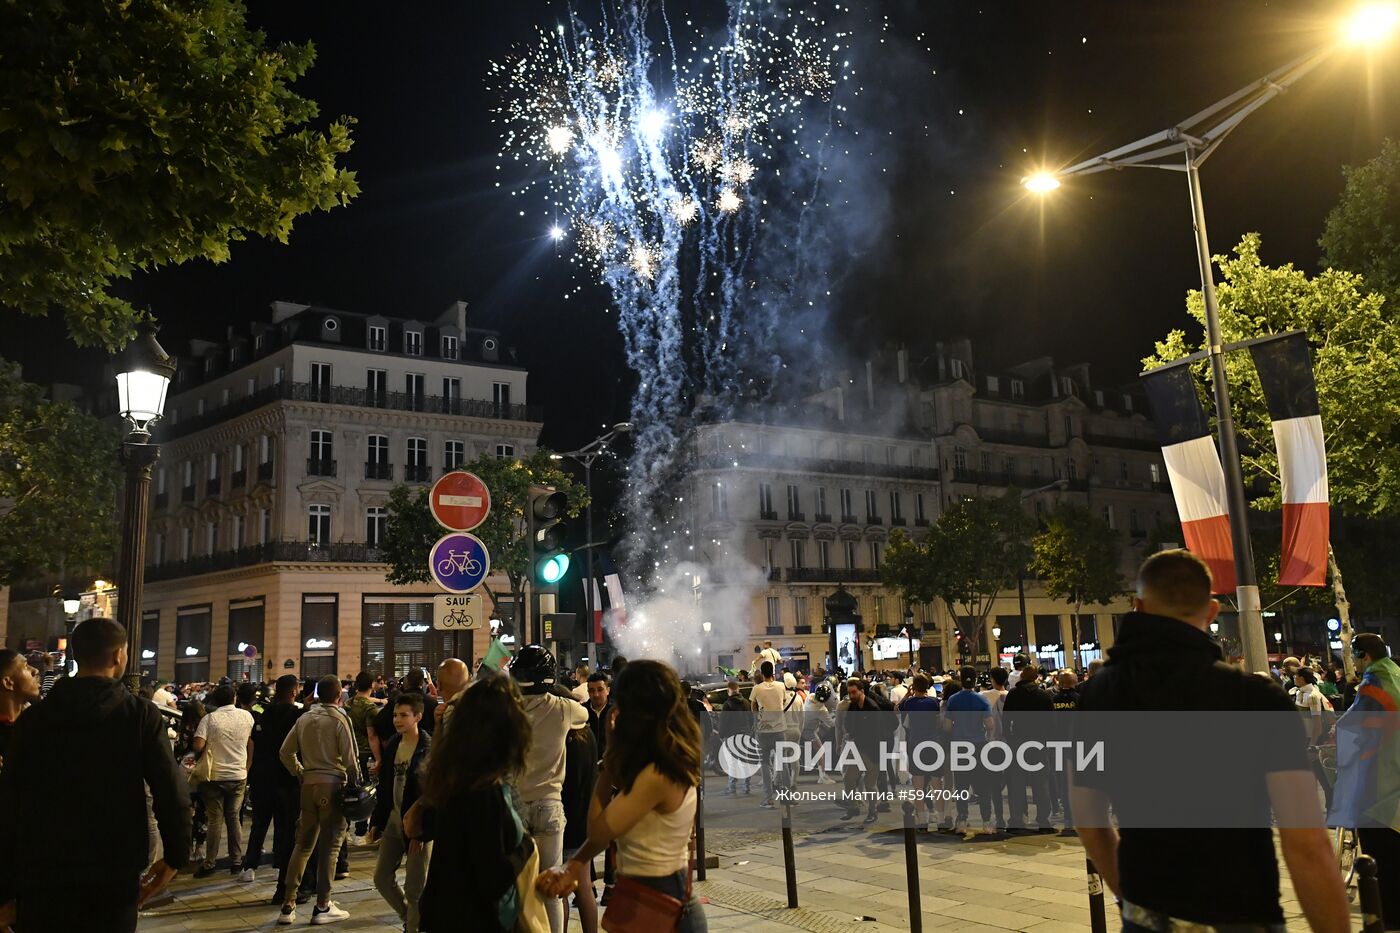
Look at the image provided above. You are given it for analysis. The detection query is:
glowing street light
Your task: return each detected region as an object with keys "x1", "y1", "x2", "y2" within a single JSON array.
[
  {"x1": 1345, "y1": 2, "x2": 1400, "y2": 44},
  {"x1": 1022, "y1": 172, "x2": 1061, "y2": 194}
]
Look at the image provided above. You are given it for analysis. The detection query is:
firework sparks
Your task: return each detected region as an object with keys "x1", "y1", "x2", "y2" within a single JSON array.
[
  {"x1": 721, "y1": 158, "x2": 756, "y2": 186},
  {"x1": 629, "y1": 241, "x2": 658, "y2": 280},
  {"x1": 671, "y1": 195, "x2": 700, "y2": 226},
  {"x1": 715, "y1": 188, "x2": 742, "y2": 214},
  {"x1": 545, "y1": 124, "x2": 573, "y2": 155}
]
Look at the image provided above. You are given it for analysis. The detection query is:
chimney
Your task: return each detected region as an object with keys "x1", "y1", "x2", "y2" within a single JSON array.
[{"x1": 896, "y1": 348, "x2": 908, "y2": 384}]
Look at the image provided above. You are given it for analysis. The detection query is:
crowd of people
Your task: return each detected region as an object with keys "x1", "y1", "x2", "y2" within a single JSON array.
[{"x1": 0, "y1": 547, "x2": 1396, "y2": 932}]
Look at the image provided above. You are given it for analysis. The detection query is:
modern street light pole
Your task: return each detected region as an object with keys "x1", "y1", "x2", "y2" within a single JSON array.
[
  {"x1": 552, "y1": 422, "x2": 631, "y2": 668},
  {"x1": 1023, "y1": 9, "x2": 1398, "y2": 673},
  {"x1": 113, "y1": 325, "x2": 175, "y2": 692}
]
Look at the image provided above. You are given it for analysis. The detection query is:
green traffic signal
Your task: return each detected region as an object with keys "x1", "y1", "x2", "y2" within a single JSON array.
[{"x1": 539, "y1": 552, "x2": 570, "y2": 584}]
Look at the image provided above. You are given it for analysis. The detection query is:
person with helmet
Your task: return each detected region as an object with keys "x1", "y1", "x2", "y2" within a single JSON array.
[
  {"x1": 510, "y1": 645, "x2": 588, "y2": 933},
  {"x1": 804, "y1": 680, "x2": 836, "y2": 783}
]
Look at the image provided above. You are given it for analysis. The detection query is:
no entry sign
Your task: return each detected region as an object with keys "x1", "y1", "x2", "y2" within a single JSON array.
[{"x1": 430, "y1": 470, "x2": 491, "y2": 532}]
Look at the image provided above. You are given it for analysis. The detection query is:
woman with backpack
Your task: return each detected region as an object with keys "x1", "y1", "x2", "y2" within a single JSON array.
[
  {"x1": 535, "y1": 660, "x2": 707, "y2": 932},
  {"x1": 416, "y1": 674, "x2": 545, "y2": 932}
]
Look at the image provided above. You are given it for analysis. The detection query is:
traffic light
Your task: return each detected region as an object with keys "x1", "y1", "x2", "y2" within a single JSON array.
[{"x1": 527, "y1": 486, "x2": 570, "y2": 585}]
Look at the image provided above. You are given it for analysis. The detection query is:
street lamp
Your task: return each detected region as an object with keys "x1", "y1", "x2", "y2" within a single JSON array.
[
  {"x1": 114, "y1": 324, "x2": 175, "y2": 691},
  {"x1": 551, "y1": 422, "x2": 632, "y2": 667},
  {"x1": 1022, "y1": 13, "x2": 1390, "y2": 674},
  {"x1": 1210, "y1": 621, "x2": 1220, "y2": 635}
]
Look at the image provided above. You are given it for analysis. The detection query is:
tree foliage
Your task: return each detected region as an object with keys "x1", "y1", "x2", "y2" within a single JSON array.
[
  {"x1": 1144, "y1": 233, "x2": 1400, "y2": 517},
  {"x1": 882, "y1": 493, "x2": 1035, "y2": 658},
  {"x1": 1321, "y1": 137, "x2": 1400, "y2": 304},
  {"x1": 1031, "y1": 502, "x2": 1123, "y2": 667},
  {"x1": 0, "y1": 0, "x2": 358, "y2": 348},
  {"x1": 0, "y1": 362, "x2": 122, "y2": 584},
  {"x1": 381, "y1": 451, "x2": 588, "y2": 612}
]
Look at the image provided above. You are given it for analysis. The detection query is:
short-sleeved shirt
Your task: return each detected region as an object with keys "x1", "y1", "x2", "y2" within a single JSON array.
[
  {"x1": 942, "y1": 689, "x2": 991, "y2": 744},
  {"x1": 345, "y1": 695, "x2": 378, "y2": 757},
  {"x1": 195, "y1": 704, "x2": 255, "y2": 781},
  {"x1": 393, "y1": 733, "x2": 418, "y2": 813},
  {"x1": 900, "y1": 694, "x2": 942, "y2": 747}
]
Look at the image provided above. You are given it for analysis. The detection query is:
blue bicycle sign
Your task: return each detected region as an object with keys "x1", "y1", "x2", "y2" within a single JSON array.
[{"x1": 429, "y1": 532, "x2": 490, "y2": 594}]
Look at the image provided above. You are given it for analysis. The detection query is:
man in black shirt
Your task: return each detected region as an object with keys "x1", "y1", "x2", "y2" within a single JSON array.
[
  {"x1": 1003, "y1": 666, "x2": 1054, "y2": 833},
  {"x1": 240, "y1": 674, "x2": 307, "y2": 903},
  {"x1": 1073, "y1": 550, "x2": 1347, "y2": 931}
]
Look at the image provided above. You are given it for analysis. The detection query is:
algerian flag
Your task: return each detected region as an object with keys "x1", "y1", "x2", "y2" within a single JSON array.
[{"x1": 482, "y1": 637, "x2": 511, "y2": 673}]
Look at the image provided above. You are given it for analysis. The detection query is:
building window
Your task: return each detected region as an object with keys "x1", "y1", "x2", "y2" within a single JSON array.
[
  {"x1": 442, "y1": 377, "x2": 461, "y2": 412},
  {"x1": 441, "y1": 335, "x2": 458, "y2": 359},
  {"x1": 1150, "y1": 463, "x2": 1162, "y2": 485},
  {"x1": 405, "y1": 373, "x2": 425, "y2": 410},
  {"x1": 255, "y1": 334, "x2": 265, "y2": 352},
  {"x1": 980, "y1": 451, "x2": 993, "y2": 475},
  {"x1": 889, "y1": 491, "x2": 902, "y2": 521},
  {"x1": 1129, "y1": 508, "x2": 1141, "y2": 534},
  {"x1": 864, "y1": 489, "x2": 879, "y2": 521},
  {"x1": 759, "y1": 483, "x2": 774, "y2": 518},
  {"x1": 368, "y1": 324, "x2": 386, "y2": 352},
  {"x1": 367, "y1": 369, "x2": 387, "y2": 407},
  {"x1": 301, "y1": 596, "x2": 338, "y2": 679},
  {"x1": 1061, "y1": 376, "x2": 1076, "y2": 397},
  {"x1": 1065, "y1": 458, "x2": 1077, "y2": 480},
  {"x1": 154, "y1": 532, "x2": 165, "y2": 565},
  {"x1": 220, "y1": 388, "x2": 230, "y2": 407},
  {"x1": 766, "y1": 597, "x2": 781, "y2": 632},
  {"x1": 1103, "y1": 505, "x2": 1116, "y2": 530},
  {"x1": 875, "y1": 595, "x2": 886, "y2": 625},
  {"x1": 786, "y1": 484, "x2": 801, "y2": 519},
  {"x1": 950, "y1": 358, "x2": 965, "y2": 380},
  {"x1": 156, "y1": 468, "x2": 167, "y2": 494},
  {"x1": 794, "y1": 596, "x2": 808, "y2": 628},
  {"x1": 368, "y1": 434, "x2": 389, "y2": 465},
  {"x1": 196, "y1": 398, "x2": 205, "y2": 416},
  {"x1": 1011, "y1": 379, "x2": 1025, "y2": 400},
  {"x1": 231, "y1": 515, "x2": 244, "y2": 549},
  {"x1": 206, "y1": 521, "x2": 218, "y2": 554},
  {"x1": 711, "y1": 482, "x2": 727, "y2": 517},
  {"x1": 915, "y1": 493, "x2": 927, "y2": 523},
  {"x1": 233, "y1": 444, "x2": 245, "y2": 472},
  {"x1": 953, "y1": 447, "x2": 968, "y2": 472},
  {"x1": 406, "y1": 438, "x2": 429, "y2": 481},
  {"x1": 1003, "y1": 456, "x2": 1016, "y2": 475},
  {"x1": 765, "y1": 542, "x2": 775, "y2": 575},
  {"x1": 1120, "y1": 460, "x2": 1129, "y2": 480},
  {"x1": 844, "y1": 540, "x2": 858, "y2": 569},
  {"x1": 310, "y1": 430, "x2": 333, "y2": 467},
  {"x1": 405, "y1": 331, "x2": 422, "y2": 356},
  {"x1": 444, "y1": 440, "x2": 465, "y2": 470},
  {"x1": 308, "y1": 504, "x2": 331, "y2": 545},
  {"x1": 227, "y1": 600, "x2": 265, "y2": 680},
  {"x1": 495, "y1": 444, "x2": 514, "y2": 459},
  {"x1": 870, "y1": 540, "x2": 883, "y2": 570},
  {"x1": 366, "y1": 507, "x2": 388, "y2": 547},
  {"x1": 815, "y1": 487, "x2": 828, "y2": 519},
  {"x1": 839, "y1": 488, "x2": 853, "y2": 521},
  {"x1": 1064, "y1": 414, "x2": 1075, "y2": 438},
  {"x1": 175, "y1": 606, "x2": 212, "y2": 684},
  {"x1": 181, "y1": 527, "x2": 193, "y2": 560},
  {"x1": 208, "y1": 452, "x2": 220, "y2": 480},
  {"x1": 260, "y1": 508, "x2": 271, "y2": 545},
  {"x1": 818, "y1": 540, "x2": 831, "y2": 569},
  {"x1": 259, "y1": 435, "x2": 272, "y2": 465},
  {"x1": 789, "y1": 538, "x2": 804, "y2": 569},
  {"x1": 274, "y1": 365, "x2": 285, "y2": 384},
  {"x1": 1123, "y1": 394, "x2": 1134, "y2": 412},
  {"x1": 311, "y1": 362, "x2": 332, "y2": 401},
  {"x1": 492, "y1": 382, "x2": 511, "y2": 415},
  {"x1": 987, "y1": 375, "x2": 1000, "y2": 393},
  {"x1": 885, "y1": 445, "x2": 897, "y2": 465}
]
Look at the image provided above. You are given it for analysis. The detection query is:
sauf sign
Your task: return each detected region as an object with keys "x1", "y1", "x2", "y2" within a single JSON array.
[{"x1": 432, "y1": 594, "x2": 481, "y2": 631}]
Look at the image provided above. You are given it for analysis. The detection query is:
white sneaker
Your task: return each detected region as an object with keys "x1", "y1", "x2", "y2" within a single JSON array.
[
  {"x1": 276, "y1": 905, "x2": 295, "y2": 925},
  {"x1": 238, "y1": 868, "x2": 255, "y2": 883},
  {"x1": 815, "y1": 773, "x2": 835, "y2": 784},
  {"x1": 311, "y1": 901, "x2": 350, "y2": 925}
]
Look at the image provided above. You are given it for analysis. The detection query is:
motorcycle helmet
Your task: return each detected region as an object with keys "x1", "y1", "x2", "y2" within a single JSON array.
[
  {"x1": 510, "y1": 644, "x2": 557, "y2": 692},
  {"x1": 814, "y1": 682, "x2": 832, "y2": 703}
]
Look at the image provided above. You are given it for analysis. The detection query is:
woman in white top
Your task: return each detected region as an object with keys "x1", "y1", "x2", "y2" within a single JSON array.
[
  {"x1": 1293, "y1": 667, "x2": 1327, "y2": 744},
  {"x1": 536, "y1": 660, "x2": 706, "y2": 932}
]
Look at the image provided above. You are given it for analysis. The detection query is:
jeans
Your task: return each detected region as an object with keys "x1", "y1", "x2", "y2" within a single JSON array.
[
  {"x1": 374, "y1": 809, "x2": 432, "y2": 933},
  {"x1": 757, "y1": 731, "x2": 791, "y2": 802},
  {"x1": 200, "y1": 779, "x2": 247, "y2": 869},
  {"x1": 842, "y1": 744, "x2": 880, "y2": 815},
  {"x1": 618, "y1": 871, "x2": 707, "y2": 933},
  {"x1": 242, "y1": 779, "x2": 300, "y2": 890},
  {"x1": 1006, "y1": 763, "x2": 1053, "y2": 830},
  {"x1": 522, "y1": 797, "x2": 565, "y2": 933},
  {"x1": 284, "y1": 780, "x2": 346, "y2": 903}
]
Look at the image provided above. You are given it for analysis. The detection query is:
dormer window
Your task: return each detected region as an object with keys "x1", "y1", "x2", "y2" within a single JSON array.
[
  {"x1": 1123, "y1": 394, "x2": 1134, "y2": 412},
  {"x1": 1010, "y1": 379, "x2": 1025, "y2": 400},
  {"x1": 255, "y1": 334, "x2": 264, "y2": 352},
  {"x1": 441, "y1": 335, "x2": 458, "y2": 359},
  {"x1": 986, "y1": 375, "x2": 1000, "y2": 393},
  {"x1": 405, "y1": 331, "x2": 422, "y2": 356},
  {"x1": 1094, "y1": 390, "x2": 1104, "y2": 407},
  {"x1": 368, "y1": 325, "x2": 386, "y2": 352},
  {"x1": 950, "y1": 359, "x2": 965, "y2": 380},
  {"x1": 204, "y1": 357, "x2": 213, "y2": 374},
  {"x1": 1061, "y1": 376, "x2": 1077, "y2": 397}
]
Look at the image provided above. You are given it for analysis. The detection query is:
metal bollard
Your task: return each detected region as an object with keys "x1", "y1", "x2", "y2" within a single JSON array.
[
  {"x1": 1085, "y1": 857, "x2": 1108, "y2": 933},
  {"x1": 1357, "y1": 854, "x2": 1385, "y2": 933},
  {"x1": 902, "y1": 801, "x2": 923, "y2": 933},
  {"x1": 781, "y1": 802, "x2": 799, "y2": 908},
  {"x1": 695, "y1": 778, "x2": 707, "y2": 881}
]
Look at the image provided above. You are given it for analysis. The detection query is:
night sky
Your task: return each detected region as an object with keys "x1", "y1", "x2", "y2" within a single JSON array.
[{"x1": 19, "y1": 0, "x2": 1400, "y2": 452}]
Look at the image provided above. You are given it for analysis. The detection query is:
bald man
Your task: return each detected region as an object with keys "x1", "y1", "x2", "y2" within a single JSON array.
[{"x1": 434, "y1": 659, "x2": 470, "y2": 732}]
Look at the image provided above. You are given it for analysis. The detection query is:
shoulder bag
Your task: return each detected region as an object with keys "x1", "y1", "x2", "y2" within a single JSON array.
[
  {"x1": 187, "y1": 743, "x2": 215, "y2": 787},
  {"x1": 601, "y1": 822, "x2": 695, "y2": 933}
]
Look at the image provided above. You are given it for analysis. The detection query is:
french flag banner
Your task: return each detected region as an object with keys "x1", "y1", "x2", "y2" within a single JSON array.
[
  {"x1": 1142, "y1": 365, "x2": 1237, "y2": 593},
  {"x1": 1249, "y1": 333, "x2": 1329, "y2": 586}
]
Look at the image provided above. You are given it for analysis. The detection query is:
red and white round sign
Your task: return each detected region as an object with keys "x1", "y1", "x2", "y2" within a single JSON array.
[{"x1": 430, "y1": 470, "x2": 491, "y2": 532}]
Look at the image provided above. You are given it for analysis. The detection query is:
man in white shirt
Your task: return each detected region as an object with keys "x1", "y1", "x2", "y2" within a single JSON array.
[
  {"x1": 151, "y1": 681, "x2": 178, "y2": 710},
  {"x1": 193, "y1": 683, "x2": 255, "y2": 878},
  {"x1": 569, "y1": 664, "x2": 590, "y2": 704},
  {"x1": 751, "y1": 661, "x2": 792, "y2": 809},
  {"x1": 760, "y1": 641, "x2": 783, "y2": 672},
  {"x1": 888, "y1": 672, "x2": 909, "y2": 707}
]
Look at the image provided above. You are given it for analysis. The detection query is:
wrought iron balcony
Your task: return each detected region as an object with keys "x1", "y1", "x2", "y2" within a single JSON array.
[
  {"x1": 307, "y1": 458, "x2": 337, "y2": 477},
  {"x1": 364, "y1": 461, "x2": 393, "y2": 481},
  {"x1": 404, "y1": 464, "x2": 432, "y2": 483}
]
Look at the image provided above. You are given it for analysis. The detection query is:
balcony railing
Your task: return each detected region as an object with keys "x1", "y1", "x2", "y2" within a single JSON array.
[
  {"x1": 765, "y1": 626, "x2": 785, "y2": 636},
  {"x1": 866, "y1": 515, "x2": 883, "y2": 525},
  {"x1": 914, "y1": 517, "x2": 930, "y2": 527},
  {"x1": 404, "y1": 464, "x2": 432, "y2": 483},
  {"x1": 759, "y1": 509, "x2": 779, "y2": 521},
  {"x1": 787, "y1": 511, "x2": 805, "y2": 522},
  {"x1": 205, "y1": 477, "x2": 220, "y2": 497},
  {"x1": 891, "y1": 516, "x2": 906, "y2": 526},
  {"x1": 794, "y1": 625, "x2": 813, "y2": 635},
  {"x1": 840, "y1": 514, "x2": 858, "y2": 524},
  {"x1": 307, "y1": 458, "x2": 337, "y2": 477},
  {"x1": 813, "y1": 513, "x2": 833, "y2": 523},
  {"x1": 697, "y1": 452, "x2": 940, "y2": 483},
  {"x1": 971, "y1": 426, "x2": 1054, "y2": 448},
  {"x1": 230, "y1": 469, "x2": 246, "y2": 490},
  {"x1": 1084, "y1": 431, "x2": 1160, "y2": 452},
  {"x1": 181, "y1": 485, "x2": 195, "y2": 503},
  {"x1": 146, "y1": 540, "x2": 386, "y2": 582},
  {"x1": 257, "y1": 461, "x2": 274, "y2": 483},
  {"x1": 364, "y1": 461, "x2": 394, "y2": 481},
  {"x1": 155, "y1": 380, "x2": 545, "y2": 441},
  {"x1": 781, "y1": 568, "x2": 882, "y2": 584}
]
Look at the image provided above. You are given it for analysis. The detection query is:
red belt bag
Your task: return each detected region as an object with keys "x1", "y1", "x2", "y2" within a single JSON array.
[{"x1": 600, "y1": 867, "x2": 692, "y2": 933}]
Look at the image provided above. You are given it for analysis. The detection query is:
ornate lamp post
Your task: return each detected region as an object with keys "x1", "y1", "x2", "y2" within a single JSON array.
[{"x1": 114, "y1": 325, "x2": 175, "y2": 691}]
